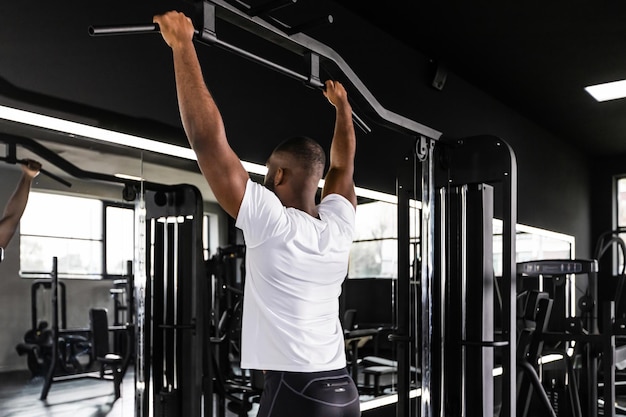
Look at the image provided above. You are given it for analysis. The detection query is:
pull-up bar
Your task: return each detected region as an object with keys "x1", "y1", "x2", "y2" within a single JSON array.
[
  {"x1": 0, "y1": 133, "x2": 176, "y2": 194},
  {"x1": 89, "y1": 21, "x2": 372, "y2": 134},
  {"x1": 0, "y1": 143, "x2": 71, "y2": 187},
  {"x1": 89, "y1": 24, "x2": 321, "y2": 87},
  {"x1": 88, "y1": 0, "x2": 442, "y2": 140}
]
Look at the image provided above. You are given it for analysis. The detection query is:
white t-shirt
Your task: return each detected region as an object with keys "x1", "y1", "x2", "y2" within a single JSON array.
[{"x1": 235, "y1": 179, "x2": 356, "y2": 372}]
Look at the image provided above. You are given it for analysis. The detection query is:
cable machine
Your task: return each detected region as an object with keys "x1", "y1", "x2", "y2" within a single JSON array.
[
  {"x1": 397, "y1": 135, "x2": 518, "y2": 417},
  {"x1": 89, "y1": 2, "x2": 521, "y2": 417},
  {"x1": 90, "y1": 2, "x2": 444, "y2": 417},
  {"x1": 1, "y1": 1, "x2": 519, "y2": 416},
  {"x1": 134, "y1": 185, "x2": 206, "y2": 417}
]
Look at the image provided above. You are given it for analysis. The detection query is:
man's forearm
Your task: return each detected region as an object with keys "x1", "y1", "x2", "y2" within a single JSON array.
[
  {"x1": 329, "y1": 103, "x2": 356, "y2": 170},
  {"x1": 0, "y1": 174, "x2": 32, "y2": 247}
]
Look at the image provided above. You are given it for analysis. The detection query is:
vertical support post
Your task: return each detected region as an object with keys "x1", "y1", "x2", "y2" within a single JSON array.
[
  {"x1": 419, "y1": 136, "x2": 435, "y2": 417},
  {"x1": 305, "y1": 52, "x2": 321, "y2": 88},
  {"x1": 396, "y1": 150, "x2": 413, "y2": 417},
  {"x1": 40, "y1": 257, "x2": 58, "y2": 400},
  {"x1": 603, "y1": 301, "x2": 616, "y2": 417},
  {"x1": 463, "y1": 184, "x2": 495, "y2": 416},
  {"x1": 202, "y1": 1, "x2": 217, "y2": 40},
  {"x1": 501, "y1": 149, "x2": 517, "y2": 417},
  {"x1": 134, "y1": 193, "x2": 149, "y2": 417}
]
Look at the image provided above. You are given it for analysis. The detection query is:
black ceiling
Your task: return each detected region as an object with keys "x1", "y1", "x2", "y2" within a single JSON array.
[
  {"x1": 2, "y1": 0, "x2": 626, "y2": 193},
  {"x1": 341, "y1": 1, "x2": 626, "y2": 157}
]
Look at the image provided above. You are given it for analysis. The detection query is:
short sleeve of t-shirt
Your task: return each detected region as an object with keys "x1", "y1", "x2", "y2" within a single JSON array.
[
  {"x1": 235, "y1": 179, "x2": 355, "y2": 246},
  {"x1": 235, "y1": 179, "x2": 288, "y2": 247}
]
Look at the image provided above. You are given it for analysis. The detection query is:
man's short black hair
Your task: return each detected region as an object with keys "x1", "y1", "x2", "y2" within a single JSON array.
[{"x1": 272, "y1": 136, "x2": 326, "y2": 175}]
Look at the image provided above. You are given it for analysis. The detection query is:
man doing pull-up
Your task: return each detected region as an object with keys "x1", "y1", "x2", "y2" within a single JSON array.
[{"x1": 154, "y1": 10, "x2": 360, "y2": 417}]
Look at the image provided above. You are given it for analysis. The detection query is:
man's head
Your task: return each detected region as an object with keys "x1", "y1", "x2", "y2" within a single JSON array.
[{"x1": 264, "y1": 136, "x2": 325, "y2": 197}]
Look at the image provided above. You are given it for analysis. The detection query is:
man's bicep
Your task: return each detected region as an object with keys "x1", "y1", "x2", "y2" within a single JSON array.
[{"x1": 322, "y1": 167, "x2": 356, "y2": 208}]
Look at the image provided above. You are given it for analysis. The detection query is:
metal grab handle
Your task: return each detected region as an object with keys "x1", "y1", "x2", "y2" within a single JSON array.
[
  {"x1": 88, "y1": 23, "x2": 160, "y2": 36},
  {"x1": 88, "y1": 22, "x2": 372, "y2": 133},
  {"x1": 0, "y1": 156, "x2": 72, "y2": 187}
]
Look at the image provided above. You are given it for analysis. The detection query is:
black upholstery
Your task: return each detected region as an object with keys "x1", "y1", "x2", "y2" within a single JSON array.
[{"x1": 89, "y1": 308, "x2": 123, "y2": 399}]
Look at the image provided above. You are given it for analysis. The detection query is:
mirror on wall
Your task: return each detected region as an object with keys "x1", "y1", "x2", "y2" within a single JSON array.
[{"x1": 2, "y1": 136, "x2": 579, "y2": 412}]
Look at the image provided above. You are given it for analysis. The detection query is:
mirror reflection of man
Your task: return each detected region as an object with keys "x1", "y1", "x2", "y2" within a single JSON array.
[{"x1": 0, "y1": 159, "x2": 41, "y2": 263}]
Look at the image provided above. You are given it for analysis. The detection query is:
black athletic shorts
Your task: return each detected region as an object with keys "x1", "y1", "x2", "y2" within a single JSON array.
[{"x1": 256, "y1": 367, "x2": 360, "y2": 417}]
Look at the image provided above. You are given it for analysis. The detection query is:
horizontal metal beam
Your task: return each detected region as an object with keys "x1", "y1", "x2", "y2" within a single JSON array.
[
  {"x1": 208, "y1": 0, "x2": 441, "y2": 140},
  {"x1": 89, "y1": 0, "x2": 441, "y2": 140}
]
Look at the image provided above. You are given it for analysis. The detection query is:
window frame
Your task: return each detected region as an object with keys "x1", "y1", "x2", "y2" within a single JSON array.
[{"x1": 20, "y1": 191, "x2": 134, "y2": 280}]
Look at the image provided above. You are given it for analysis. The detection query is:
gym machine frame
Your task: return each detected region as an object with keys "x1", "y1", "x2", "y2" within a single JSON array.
[
  {"x1": 0, "y1": 1, "x2": 519, "y2": 415},
  {"x1": 90, "y1": 2, "x2": 444, "y2": 417},
  {"x1": 396, "y1": 135, "x2": 517, "y2": 417},
  {"x1": 133, "y1": 184, "x2": 207, "y2": 417},
  {"x1": 37, "y1": 257, "x2": 133, "y2": 400},
  {"x1": 517, "y1": 259, "x2": 617, "y2": 417},
  {"x1": 90, "y1": 1, "x2": 521, "y2": 416}
]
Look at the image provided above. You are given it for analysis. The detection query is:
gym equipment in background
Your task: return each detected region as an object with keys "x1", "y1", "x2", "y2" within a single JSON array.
[
  {"x1": 15, "y1": 278, "x2": 91, "y2": 378},
  {"x1": 36, "y1": 257, "x2": 132, "y2": 400},
  {"x1": 516, "y1": 259, "x2": 618, "y2": 417}
]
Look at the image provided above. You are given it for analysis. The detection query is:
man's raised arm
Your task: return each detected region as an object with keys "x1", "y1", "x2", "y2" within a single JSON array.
[
  {"x1": 154, "y1": 11, "x2": 249, "y2": 219},
  {"x1": 321, "y1": 80, "x2": 357, "y2": 208},
  {"x1": 0, "y1": 160, "x2": 41, "y2": 248}
]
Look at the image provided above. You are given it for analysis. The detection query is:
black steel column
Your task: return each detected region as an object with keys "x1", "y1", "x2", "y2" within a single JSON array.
[{"x1": 396, "y1": 149, "x2": 414, "y2": 417}]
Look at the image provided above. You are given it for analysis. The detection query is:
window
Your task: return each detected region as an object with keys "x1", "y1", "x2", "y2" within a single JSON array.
[
  {"x1": 348, "y1": 200, "x2": 420, "y2": 279},
  {"x1": 105, "y1": 204, "x2": 135, "y2": 276},
  {"x1": 20, "y1": 192, "x2": 133, "y2": 279},
  {"x1": 492, "y1": 220, "x2": 575, "y2": 278},
  {"x1": 349, "y1": 198, "x2": 575, "y2": 280}
]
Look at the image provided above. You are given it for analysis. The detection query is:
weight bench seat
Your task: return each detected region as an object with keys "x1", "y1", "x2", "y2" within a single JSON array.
[
  {"x1": 363, "y1": 355, "x2": 420, "y2": 374},
  {"x1": 363, "y1": 365, "x2": 397, "y2": 396}
]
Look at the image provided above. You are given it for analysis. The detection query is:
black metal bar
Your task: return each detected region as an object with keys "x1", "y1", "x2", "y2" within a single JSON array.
[
  {"x1": 0, "y1": 133, "x2": 175, "y2": 193},
  {"x1": 89, "y1": 22, "x2": 317, "y2": 87},
  {"x1": 284, "y1": 15, "x2": 333, "y2": 35},
  {"x1": 464, "y1": 184, "x2": 495, "y2": 416},
  {"x1": 199, "y1": 31, "x2": 318, "y2": 84},
  {"x1": 89, "y1": 22, "x2": 372, "y2": 134},
  {"x1": 6, "y1": 142, "x2": 17, "y2": 162},
  {"x1": 209, "y1": 0, "x2": 439, "y2": 138},
  {"x1": 88, "y1": 24, "x2": 158, "y2": 36},
  {"x1": 395, "y1": 146, "x2": 415, "y2": 417},
  {"x1": 602, "y1": 301, "x2": 616, "y2": 417},
  {"x1": 0, "y1": 156, "x2": 72, "y2": 187},
  {"x1": 153, "y1": 220, "x2": 165, "y2": 395},
  {"x1": 31, "y1": 282, "x2": 39, "y2": 331},
  {"x1": 502, "y1": 141, "x2": 518, "y2": 417},
  {"x1": 40, "y1": 257, "x2": 58, "y2": 400},
  {"x1": 460, "y1": 340, "x2": 509, "y2": 347},
  {"x1": 420, "y1": 136, "x2": 435, "y2": 417},
  {"x1": 247, "y1": 0, "x2": 296, "y2": 17},
  {"x1": 518, "y1": 359, "x2": 557, "y2": 417}
]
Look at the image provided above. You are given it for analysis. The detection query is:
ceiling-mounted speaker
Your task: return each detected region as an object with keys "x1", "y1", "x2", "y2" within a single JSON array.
[{"x1": 431, "y1": 61, "x2": 448, "y2": 91}]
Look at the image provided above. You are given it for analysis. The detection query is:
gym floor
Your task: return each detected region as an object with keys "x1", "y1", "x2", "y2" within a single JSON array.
[
  {"x1": 8, "y1": 366, "x2": 626, "y2": 416},
  {"x1": 0, "y1": 366, "x2": 386, "y2": 417},
  {"x1": 0, "y1": 368, "x2": 264, "y2": 417},
  {"x1": 0, "y1": 368, "x2": 136, "y2": 417}
]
